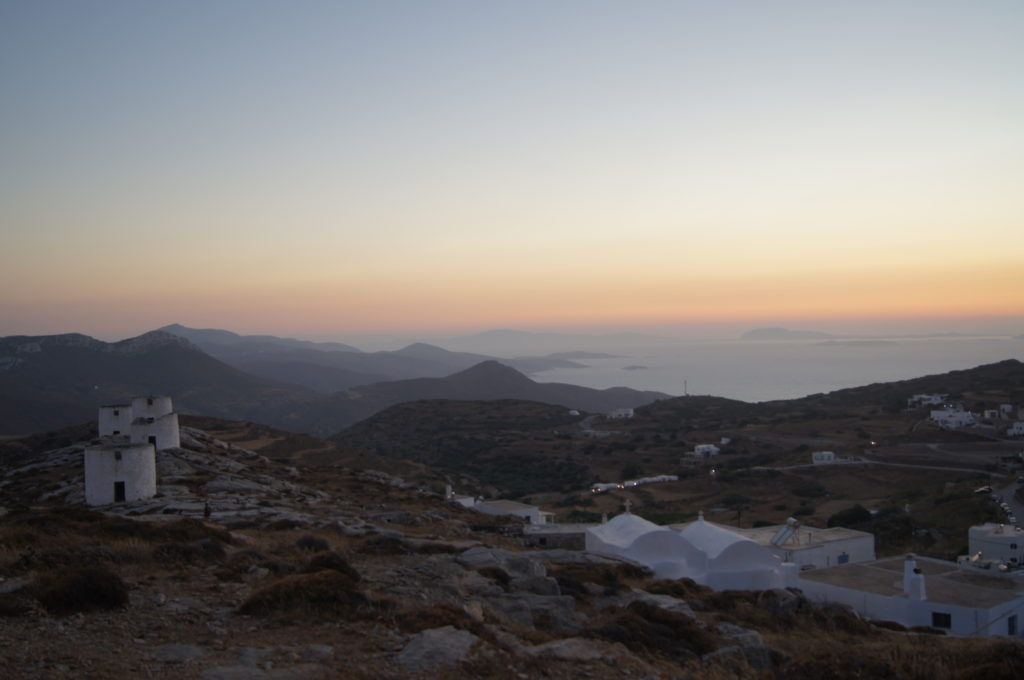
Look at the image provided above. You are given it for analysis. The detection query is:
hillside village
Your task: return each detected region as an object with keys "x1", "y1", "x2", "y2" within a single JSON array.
[{"x1": 1, "y1": 362, "x2": 1024, "y2": 679}]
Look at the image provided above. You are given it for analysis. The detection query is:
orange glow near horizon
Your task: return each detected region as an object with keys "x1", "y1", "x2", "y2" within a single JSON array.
[{"x1": 2, "y1": 4, "x2": 1023, "y2": 342}]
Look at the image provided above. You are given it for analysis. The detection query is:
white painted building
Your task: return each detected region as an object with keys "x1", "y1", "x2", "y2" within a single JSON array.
[
  {"x1": 983, "y1": 409, "x2": 1000, "y2": 421},
  {"x1": 967, "y1": 523, "x2": 1024, "y2": 567},
  {"x1": 908, "y1": 394, "x2": 947, "y2": 408},
  {"x1": 586, "y1": 513, "x2": 797, "y2": 588},
  {"x1": 797, "y1": 554, "x2": 1024, "y2": 637},
  {"x1": 445, "y1": 486, "x2": 552, "y2": 525},
  {"x1": 1000, "y1": 404, "x2": 1014, "y2": 418},
  {"x1": 693, "y1": 444, "x2": 720, "y2": 458},
  {"x1": 98, "y1": 403, "x2": 133, "y2": 436},
  {"x1": 98, "y1": 396, "x2": 180, "y2": 450},
  {"x1": 722, "y1": 521, "x2": 876, "y2": 569},
  {"x1": 86, "y1": 395, "x2": 179, "y2": 506},
  {"x1": 811, "y1": 451, "x2": 836, "y2": 465},
  {"x1": 473, "y1": 499, "x2": 553, "y2": 525},
  {"x1": 607, "y1": 408, "x2": 634, "y2": 419},
  {"x1": 84, "y1": 442, "x2": 157, "y2": 505},
  {"x1": 1007, "y1": 422, "x2": 1024, "y2": 437},
  {"x1": 930, "y1": 409, "x2": 976, "y2": 429}
]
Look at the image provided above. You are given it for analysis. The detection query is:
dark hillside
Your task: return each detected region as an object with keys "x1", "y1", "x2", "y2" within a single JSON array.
[{"x1": 333, "y1": 399, "x2": 591, "y2": 497}]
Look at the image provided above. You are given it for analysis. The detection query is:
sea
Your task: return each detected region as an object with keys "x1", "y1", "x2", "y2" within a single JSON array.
[{"x1": 528, "y1": 336, "x2": 1024, "y2": 403}]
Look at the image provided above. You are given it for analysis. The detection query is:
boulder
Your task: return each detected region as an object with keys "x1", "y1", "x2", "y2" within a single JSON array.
[{"x1": 456, "y1": 547, "x2": 546, "y2": 579}]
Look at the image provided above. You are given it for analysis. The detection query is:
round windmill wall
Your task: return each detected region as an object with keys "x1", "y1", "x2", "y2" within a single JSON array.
[
  {"x1": 132, "y1": 395, "x2": 173, "y2": 419},
  {"x1": 84, "y1": 443, "x2": 157, "y2": 506},
  {"x1": 98, "y1": 404, "x2": 132, "y2": 437},
  {"x1": 131, "y1": 412, "x2": 180, "y2": 450}
]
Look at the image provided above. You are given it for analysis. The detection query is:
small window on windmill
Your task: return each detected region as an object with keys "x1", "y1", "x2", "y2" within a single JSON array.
[{"x1": 114, "y1": 450, "x2": 122, "y2": 461}]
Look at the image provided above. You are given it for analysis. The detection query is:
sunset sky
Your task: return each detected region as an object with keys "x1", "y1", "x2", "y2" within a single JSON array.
[{"x1": 2, "y1": 1, "x2": 1022, "y2": 342}]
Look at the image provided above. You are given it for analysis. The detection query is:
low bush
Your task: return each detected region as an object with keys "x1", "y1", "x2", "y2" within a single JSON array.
[
  {"x1": 31, "y1": 566, "x2": 128, "y2": 615},
  {"x1": 152, "y1": 539, "x2": 225, "y2": 565},
  {"x1": 585, "y1": 601, "x2": 716, "y2": 659},
  {"x1": 303, "y1": 551, "x2": 360, "y2": 582},
  {"x1": 295, "y1": 535, "x2": 330, "y2": 552},
  {"x1": 238, "y1": 570, "x2": 365, "y2": 618}
]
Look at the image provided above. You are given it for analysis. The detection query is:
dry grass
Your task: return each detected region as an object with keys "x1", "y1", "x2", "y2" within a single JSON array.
[{"x1": 237, "y1": 569, "x2": 366, "y2": 618}]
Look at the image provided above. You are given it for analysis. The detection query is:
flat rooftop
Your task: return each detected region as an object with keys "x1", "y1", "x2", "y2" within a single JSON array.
[
  {"x1": 799, "y1": 555, "x2": 1024, "y2": 609},
  {"x1": 477, "y1": 500, "x2": 537, "y2": 512},
  {"x1": 523, "y1": 524, "x2": 595, "y2": 535},
  {"x1": 669, "y1": 521, "x2": 872, "y2": 550}
]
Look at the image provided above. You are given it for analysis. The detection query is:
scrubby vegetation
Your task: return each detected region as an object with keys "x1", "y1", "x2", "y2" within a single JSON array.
[
  {"x1": 30, "y1": 565, "x2": 128, "y2": 615},
  {"x1": 238, "y1": 569, "x2": 366, "y2": 618}
]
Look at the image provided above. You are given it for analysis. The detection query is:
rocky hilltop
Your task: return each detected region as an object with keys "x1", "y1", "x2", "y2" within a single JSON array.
[{"x1": 1, "y1": 423, "x2": 1022, "y2": 679}]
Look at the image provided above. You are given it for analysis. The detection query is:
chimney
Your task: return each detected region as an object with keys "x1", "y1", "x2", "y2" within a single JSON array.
[{"x1": 903, "y1": 554, "x2": 927, "y2": 600}]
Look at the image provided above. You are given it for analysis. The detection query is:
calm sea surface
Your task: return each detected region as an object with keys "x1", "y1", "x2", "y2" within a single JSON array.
[{"x1": 530, "y1": 337, "x2": 1024, "y2": 403}]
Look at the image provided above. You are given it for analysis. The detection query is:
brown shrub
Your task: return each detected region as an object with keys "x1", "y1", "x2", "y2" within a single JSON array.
[
  {"x1": 295, "y1": 535, "x2": 330, "y2": 552},
  {"x1": 11, "y1": 546, "x2": 117, "y2": 571},
  {"x1": 646, "y1": 578, "x2": 713, "y2": 600},
  {"x1": 356, "y1": 535, "x2": 409, "y2": 555},
  {"x1": 303, "y1": 551, "x2": 360, "y2": 582},
  {"x1": 238, "y1": 570, "x2": 365, "y2": 618},
  {"x1": 0, "y1": 591, "x2": 35, "y2": 617},
  {"x1": 152, "y1": 539, "x2": 226, "y2": 565},
  {"x1": 585, "y1": 601, "x2": 716, "y2": 659},
  {"x1": 548, "y1": 563, "x2": 650, "y2": 596},
  {"x1": 31, "y1": 566, "x2": 128, "y2": 615}
]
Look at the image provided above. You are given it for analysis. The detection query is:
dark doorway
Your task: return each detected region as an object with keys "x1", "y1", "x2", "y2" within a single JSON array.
[
  {"x1": 114, "y1": 481, "x2": 126, "y2": 503},
  {"x1": 148, "y1": 435, "x2": 157, "y2": 446}
]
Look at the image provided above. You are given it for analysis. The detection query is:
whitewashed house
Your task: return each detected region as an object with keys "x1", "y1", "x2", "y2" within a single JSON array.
[
  {"x1": 908, "y1": 394, "x2": 947, "y2": 408},
  {"x1": 811, "y1": 451, "x2": 836, "y2": 465},
  {"x1": 797, "y1": 554, "x2": 1024, "y2": 637},
  {"x1": 723, "y1": 520, "x2": 876, "y2": 569},
  {"x1": 930, "y1": 409, "x2": 976, "y2": 429},
  {"x1": 607, "y1": 408, "x2": 634, "y2": 420},
  {"x1": 473, "y1": 499, "x2": 553, "y2": 525},
  {"x1": 693, "y1": 444, "x2": 720, "y2": 458},
  {"x1": 967, "y1": 523, "x2": 1024, "y2": 567},
  {"x1": 1007, "y1": 422, "x2": 1024, "y2": 437},
  {"x1": 445, "y1": 486, "x2": 552, "y2": 525}
]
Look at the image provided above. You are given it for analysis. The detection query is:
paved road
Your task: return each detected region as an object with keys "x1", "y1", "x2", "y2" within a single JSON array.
[
  {"x1": 779, "y1": 456, "x2": 1008, "y2": 478},
  {"x1": 994, "y1": 478, "x2": 1024, "y2": 528}
]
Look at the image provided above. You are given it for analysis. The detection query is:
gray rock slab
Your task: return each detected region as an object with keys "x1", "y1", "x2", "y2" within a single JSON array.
[
  {"x1": 202, "y1": 666, "x2": 268, "y2": 680},
  {"x1": 510, "y1": 575, "x2": 561, "y2": 596},
  {"x1": 457, "y1": 547, "x2": 546, "y2": 579},
  {"x1": 599, "y1": 589, "x2": 700, "y2": 622},
  {"x1": 716, "y1": 622, "x2": 764, "y2": 647},
  {"x1": 524, "y1": 638, "x2": 606, "y2": 661},
  {"x1": 703, "y1": 644, "x2": 777, "y2": 672},
  {"x1": 397, "y1": 625, "x2": 480, "y2": 670}
]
